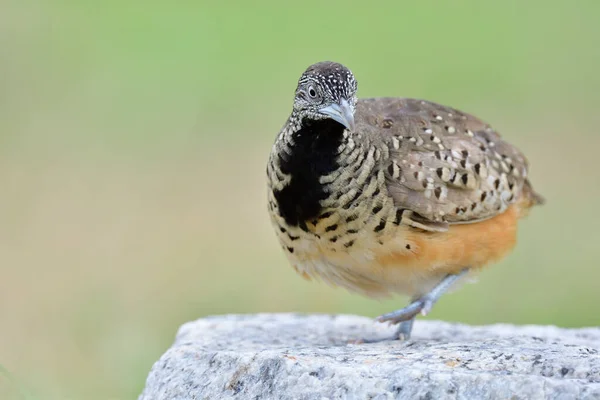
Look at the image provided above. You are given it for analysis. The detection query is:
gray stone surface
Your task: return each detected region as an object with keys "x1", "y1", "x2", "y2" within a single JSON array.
[{"x1": 139, "y1": 314, "x2": 600, "y2": 400}]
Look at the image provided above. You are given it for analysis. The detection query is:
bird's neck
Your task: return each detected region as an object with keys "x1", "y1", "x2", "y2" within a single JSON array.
[
  {"x1": 278, "y1": 115, "x2": 347, "y2": 180},
  {"x1": 295, "y1": 118, "x2": 346, "y2": 145},
  {"x1": 272, "y1": 116, "x2": 347, "y2": 227}
]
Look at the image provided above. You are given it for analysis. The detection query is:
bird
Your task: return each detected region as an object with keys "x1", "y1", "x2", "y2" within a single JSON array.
[{"x1": 266, "y1": 61, "x2": 543, "y2": 341}]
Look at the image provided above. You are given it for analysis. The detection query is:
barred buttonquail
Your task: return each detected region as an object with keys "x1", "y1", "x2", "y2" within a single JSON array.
[{"x1": 266, "y1": 61, "x2": 543, "y2": 341}]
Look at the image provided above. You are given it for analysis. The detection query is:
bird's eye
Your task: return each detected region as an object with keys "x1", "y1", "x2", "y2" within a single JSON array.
[{"x1": 308, "y1": 86, "x2": 318, "y2": 98}]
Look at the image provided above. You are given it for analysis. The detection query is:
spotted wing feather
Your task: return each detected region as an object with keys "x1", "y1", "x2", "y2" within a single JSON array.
[{"x1": 355, "y1": 98, "x2": 531, "y2": 230}]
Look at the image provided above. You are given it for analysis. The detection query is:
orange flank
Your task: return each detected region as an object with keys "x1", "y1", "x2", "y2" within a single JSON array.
[{"x1": 379, "y1": 202, "x2": 525, "y2": 277}]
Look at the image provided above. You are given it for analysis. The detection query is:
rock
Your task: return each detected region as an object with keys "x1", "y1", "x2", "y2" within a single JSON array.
[{"x1": 139, "y1": 314, "x2": 600, "y2": 400}]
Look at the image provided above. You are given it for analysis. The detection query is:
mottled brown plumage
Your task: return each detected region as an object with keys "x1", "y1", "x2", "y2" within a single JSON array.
[{"x1": 266, "y1": 61, "x2": 542, "y2": 340}]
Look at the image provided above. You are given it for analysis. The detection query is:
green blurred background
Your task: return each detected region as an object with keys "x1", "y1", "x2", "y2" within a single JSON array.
[{"x1": 1, "y1": 1, "x2": 599, "y2": 399}]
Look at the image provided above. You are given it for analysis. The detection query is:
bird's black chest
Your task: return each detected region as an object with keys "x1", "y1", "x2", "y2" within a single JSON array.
[{"x1": 273, "y1": 119, "x2": 344, "y2": 227}]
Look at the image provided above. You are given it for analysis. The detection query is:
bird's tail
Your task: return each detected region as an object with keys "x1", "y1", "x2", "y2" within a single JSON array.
[
  {"x1": 523, "y1": 179, "x2": 545, "y2": 206},
  {"x1": 517, "y1": 179, "x2": 544, "y2": 218}
]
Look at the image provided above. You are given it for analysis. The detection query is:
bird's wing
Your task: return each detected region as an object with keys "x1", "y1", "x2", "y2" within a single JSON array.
[{"x1": 355, "y1": 97, "x2": 535, "y2": 232}]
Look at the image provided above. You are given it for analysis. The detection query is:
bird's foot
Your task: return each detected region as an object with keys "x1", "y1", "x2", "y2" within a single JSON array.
[
  {"x1": 371, "y1": 268, "x2": 470, "y2": 340},
  {"x1": 376, "y1": 297, "x2": 435, "y2": 325},
  {"x1": 395, "y1": 318, "x2": 415, "y2": 341}
]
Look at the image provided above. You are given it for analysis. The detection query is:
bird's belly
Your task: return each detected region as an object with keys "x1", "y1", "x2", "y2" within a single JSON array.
[
  {"x1": 283, "y1": 225, "x2": 443, "y2": 298},
  {"x1": 281, "y1": 204, "x2": 522, "y2": 299}
]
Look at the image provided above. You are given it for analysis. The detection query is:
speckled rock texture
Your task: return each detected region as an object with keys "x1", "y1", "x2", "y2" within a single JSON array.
[{"x1": 139, "y1": 314, "x2": 600, "y2": 400}]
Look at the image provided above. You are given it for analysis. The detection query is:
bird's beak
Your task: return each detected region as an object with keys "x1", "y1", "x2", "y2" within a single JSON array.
[{"x1": 318, "y1": 99, "x2": 355, "y2": 132}]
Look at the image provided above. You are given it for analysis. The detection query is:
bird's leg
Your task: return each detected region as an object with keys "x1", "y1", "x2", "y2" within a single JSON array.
[{"x1": 377, "y1": 268, "x2": 470, "y2": 339}]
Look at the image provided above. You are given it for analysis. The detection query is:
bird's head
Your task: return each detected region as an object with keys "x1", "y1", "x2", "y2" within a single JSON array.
[{"x1": 292, "y1": 61, "x2": 358, "y2": 131}]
